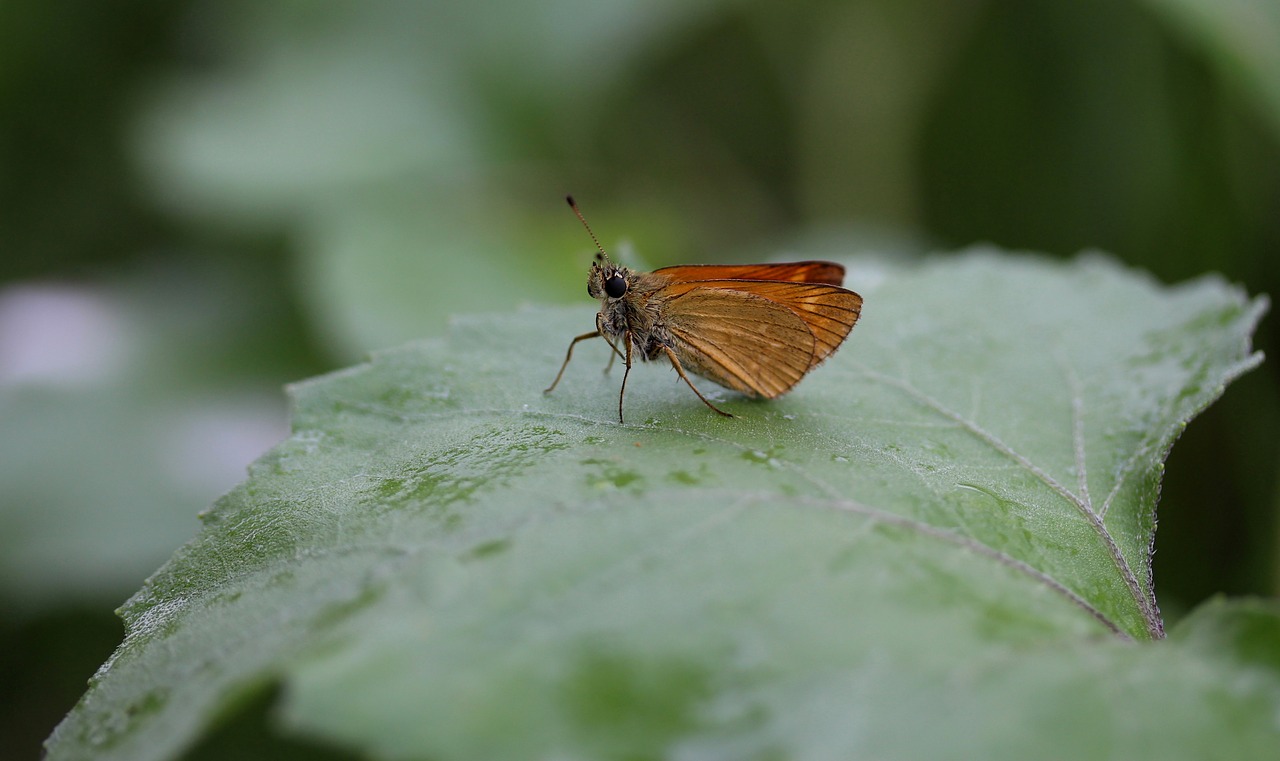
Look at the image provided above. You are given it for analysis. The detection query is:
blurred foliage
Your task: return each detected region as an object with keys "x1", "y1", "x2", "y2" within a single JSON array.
[{"x1": 1, "y1": 0, "x2": 1277, "y2": 757}]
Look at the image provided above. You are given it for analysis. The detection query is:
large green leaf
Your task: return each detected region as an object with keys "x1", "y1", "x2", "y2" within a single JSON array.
[{"x1": 46, "y1": 252, "x2": 1274, "y2": 760}]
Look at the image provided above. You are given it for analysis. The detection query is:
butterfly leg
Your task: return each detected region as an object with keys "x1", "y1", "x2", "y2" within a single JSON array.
[
  {"x1": 544, "y1": 330, "x2": 602, "y2": 394},
  {"x1": 661, "y1": 345, "x2": 735, "y2": 418},
  {"x1": 617, "y1": 332, "x2": 633, "y2": 423},
  {"x1": 597, "y1": 313, "x2": 624, "y2": 375}
]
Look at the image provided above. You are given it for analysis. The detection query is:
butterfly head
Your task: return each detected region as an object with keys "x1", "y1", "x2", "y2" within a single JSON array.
[{"x1": 588, "y1": 252, "x2": 630, "y2": 301}]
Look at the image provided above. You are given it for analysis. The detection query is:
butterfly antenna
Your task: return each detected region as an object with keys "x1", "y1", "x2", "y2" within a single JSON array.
[{"x1": 565, "y1": 195, "x2": 609, "y2": 262}]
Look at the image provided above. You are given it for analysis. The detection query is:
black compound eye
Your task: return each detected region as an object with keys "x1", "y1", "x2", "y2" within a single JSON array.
[{"x1": 604, "y1": 273, "x2": 628, "y2": 298}]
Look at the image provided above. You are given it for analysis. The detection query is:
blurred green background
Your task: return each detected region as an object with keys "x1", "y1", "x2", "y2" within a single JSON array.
[{"x1": 2, "y1": 0, "x2": 1277, "y2": 756}]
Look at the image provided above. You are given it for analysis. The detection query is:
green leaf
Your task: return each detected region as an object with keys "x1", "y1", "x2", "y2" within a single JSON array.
[{"x1": 46, "y1": 252, "x2": 1272, "y2": 760}]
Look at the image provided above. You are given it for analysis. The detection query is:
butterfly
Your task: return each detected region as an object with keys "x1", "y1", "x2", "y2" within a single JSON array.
[{"x1": 545, "y1": 196, "x2": 862, "y2": 423}]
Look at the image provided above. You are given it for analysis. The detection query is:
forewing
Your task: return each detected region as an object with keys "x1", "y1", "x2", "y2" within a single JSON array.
[
  {"x1": 660, "y1": 286, "x2": 818, "y2": 399},
  {"x1": 653, "y1": 261, "x2": 846, "y2": 286}
]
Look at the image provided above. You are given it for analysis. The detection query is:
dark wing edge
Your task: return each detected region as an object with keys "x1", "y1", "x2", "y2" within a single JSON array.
[{"x1": 653, "y1": 261, "x2": 846, "y2": 286}]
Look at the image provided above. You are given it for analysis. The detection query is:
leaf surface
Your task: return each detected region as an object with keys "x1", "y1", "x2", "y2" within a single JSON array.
[{"x1": 46, "y1": 252, "x2": 1275, "y2": 761}]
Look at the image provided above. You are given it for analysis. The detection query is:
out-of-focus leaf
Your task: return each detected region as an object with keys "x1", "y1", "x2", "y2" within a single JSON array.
[
  {"x1": 134, "y1": 0, "x2": 730, "y2": 220},
  {"x1": 0, "y1": 275, "x2": 290, "y2": 612},
  {"x1": 1142, "y1": 0, "x2": 1280, "y2": 138}
]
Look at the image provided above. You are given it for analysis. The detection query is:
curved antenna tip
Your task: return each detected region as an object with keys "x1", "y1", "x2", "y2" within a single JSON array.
[{"x1": 563, "y1": 194, "x2": 608, "y2": 260}]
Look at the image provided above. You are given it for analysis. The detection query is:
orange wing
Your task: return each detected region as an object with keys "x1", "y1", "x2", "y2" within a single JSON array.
[
  {"x1": 653, "y1": 261, "x2": 846, "y2": 286},
  {"x1": 658, "y1": 279, "x2": 862, "y2": 398}
]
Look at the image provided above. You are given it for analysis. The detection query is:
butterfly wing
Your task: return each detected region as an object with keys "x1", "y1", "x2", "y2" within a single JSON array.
[
  {"x1": 660, "y1": 286, "x2": 815, "y2": 398},
  {"x1": 654, "y1": 261, "x2": 846, "y2": 286},
  {"x1": 658, "y1": 279, "x2": 862, "y2": 398}
]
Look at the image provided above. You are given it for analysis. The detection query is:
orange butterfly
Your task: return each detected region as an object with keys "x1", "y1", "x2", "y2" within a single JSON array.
[{"x1": 545, "y1": 196, "x2": 862, "y2": 422}]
